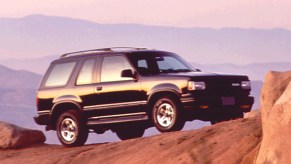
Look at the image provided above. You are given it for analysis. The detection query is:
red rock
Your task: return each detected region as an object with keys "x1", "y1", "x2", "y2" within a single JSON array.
[
  {"x1": 256, "y1": 71, "x2": 291, "y2": 163},
  {"x1": 0, "y1": 122, "x2": 46, "y2": 149}
]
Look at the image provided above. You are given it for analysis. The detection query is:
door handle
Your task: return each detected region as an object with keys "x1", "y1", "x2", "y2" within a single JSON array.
[{"x1": 96, "y1": 86, "x2": 102, "y2": 91}]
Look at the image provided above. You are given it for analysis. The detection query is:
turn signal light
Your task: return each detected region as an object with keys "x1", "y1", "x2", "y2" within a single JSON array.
[
  {"x1": 241, "y1": 81, "x2": 251, "y2": 90},
  {"x1": 199, "y1": 105, "x2": 209, "y2": 109},
  {"x1": 188, "y1": 81, "x2": 206, "y2": 90}
]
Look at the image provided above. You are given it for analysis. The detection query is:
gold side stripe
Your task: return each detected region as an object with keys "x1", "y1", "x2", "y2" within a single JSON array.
[
  {"x1": 88, "y1": 112, "x2": 147, "y2": 120},
  {"x1": 84, "y1": 101, "x2": 147, "y2": 111}
]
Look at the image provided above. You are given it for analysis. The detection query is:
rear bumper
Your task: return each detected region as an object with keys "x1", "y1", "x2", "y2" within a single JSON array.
[{"x1": 34, "y1": 114, "x2": 51, "y2": 125}]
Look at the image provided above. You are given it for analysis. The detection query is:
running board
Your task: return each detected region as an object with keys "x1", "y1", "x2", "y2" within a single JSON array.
[{"x1": 87, "y1": 112, "x2": 148, "y2": 125}]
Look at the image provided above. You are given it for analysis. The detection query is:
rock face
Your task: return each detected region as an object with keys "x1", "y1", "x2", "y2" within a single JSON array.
[
  {"x1": 0, "y1": 116, "x2": 262, "y2": 163},
  {"x1": 256, "y1": 71, "x2": 291, "y2": 163},
  {"x1": 0, "y1": 122, "x2": 46, "y2": 149}
]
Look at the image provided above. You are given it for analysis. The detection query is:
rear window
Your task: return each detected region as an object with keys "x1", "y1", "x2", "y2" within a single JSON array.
[{"x1": 44, "y1": 62, "x2": 76, "y2": 87}]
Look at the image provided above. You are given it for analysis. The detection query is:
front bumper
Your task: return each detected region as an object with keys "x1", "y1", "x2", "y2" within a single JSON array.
[{"x1": 181, "y1": 93, "x2": 254, "y2": 112}]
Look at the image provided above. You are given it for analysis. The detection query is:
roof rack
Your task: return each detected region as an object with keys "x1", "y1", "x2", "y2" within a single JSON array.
[{"x1": 60, "y1": 47, "x2": 147, "y2": 58}]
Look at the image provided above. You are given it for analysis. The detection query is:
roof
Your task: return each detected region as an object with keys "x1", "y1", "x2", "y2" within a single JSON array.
[{"x1": 60, "y1": 47, "x2": 149, "y2": 59}]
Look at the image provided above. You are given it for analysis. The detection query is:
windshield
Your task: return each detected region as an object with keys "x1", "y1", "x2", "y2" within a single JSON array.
[{"x1": 128, "y1": 51, "x2": 197, "y2": 75}]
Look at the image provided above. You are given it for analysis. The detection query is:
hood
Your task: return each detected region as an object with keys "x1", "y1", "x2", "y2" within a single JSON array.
[{"x1": 165, "y1": 71, "x2": 249, "y2": 80}]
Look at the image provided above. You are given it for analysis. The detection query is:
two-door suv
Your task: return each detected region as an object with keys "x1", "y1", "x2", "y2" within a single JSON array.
[{"x1": 34, "y1": 47, "x2": 254, "y2": 146}]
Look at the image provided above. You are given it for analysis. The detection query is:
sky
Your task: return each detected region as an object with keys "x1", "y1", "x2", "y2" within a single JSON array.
[{"x1": 0, "y1": 0, "x2": 291, "y2": 29}]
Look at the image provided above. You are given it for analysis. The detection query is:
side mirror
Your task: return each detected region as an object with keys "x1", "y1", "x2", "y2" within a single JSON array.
[{"x1": 121, "y1": 69, "x2": 134, "y2": 78}]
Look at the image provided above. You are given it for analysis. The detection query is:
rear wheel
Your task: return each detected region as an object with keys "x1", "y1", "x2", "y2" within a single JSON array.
[
  {"x1": 56, "y1": 110, "x2": 88, "y2": 147},
  {"x1": 152, "y1": 96, "x2": 185, "y2": 132}
]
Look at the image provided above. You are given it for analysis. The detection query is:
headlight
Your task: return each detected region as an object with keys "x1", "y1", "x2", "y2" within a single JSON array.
[
  {"x1": 188, "y1": 81, "x2": 206, "y2": 90},
  {"x1": 241, "y1": 81, "x2": 251, "y2": 90}
]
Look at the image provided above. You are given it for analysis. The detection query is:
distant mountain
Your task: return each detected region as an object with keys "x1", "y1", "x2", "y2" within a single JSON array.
[
  {"x1": 0, "y1": 64, "x2": 40, "y2": 107},
  {"x1": 0, "y1": 64, "x2": 40, "y2": 108},
  {"x1": 0, "y1": 55, "x2": 57, "y2": 74},
  {"x1": 1, "y1": 14, "x2": 291, "y2": 65},
  {"x1": 0, "y1": 65, "x2": 41, "y2": 89}
]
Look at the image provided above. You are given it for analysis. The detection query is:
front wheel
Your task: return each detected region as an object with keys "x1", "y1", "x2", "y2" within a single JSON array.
[
  {"x1": 56, "y1": 110, "x2": 88, "y2": 147},
  {"x1": 152, "y1": 97, "x2": 185, "y2": 132}
]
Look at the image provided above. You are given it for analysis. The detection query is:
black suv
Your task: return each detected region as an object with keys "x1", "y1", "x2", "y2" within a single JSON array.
[{"x1": 34, "y1": 47, "x2": 254, "y2": 146}]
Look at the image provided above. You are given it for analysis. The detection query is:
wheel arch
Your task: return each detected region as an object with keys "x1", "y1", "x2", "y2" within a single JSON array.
[
  {"x1": 51, "y1": 101, "x2": 82, "y2": 129},
  {"x1": 147, "y1": 83, "x2": 182, "y2": 105},
  {"x1": 147, "y1": 90, "x2": 182, "y2": 118}
]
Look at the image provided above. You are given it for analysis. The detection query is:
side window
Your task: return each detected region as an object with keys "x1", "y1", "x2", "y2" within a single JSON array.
[
  {"x1": 137, "y1": 59, "x2": 150, "y2": 76},
  {"x1": 138, "y1": 59, "x2": 148, "y2": 68},
  {"x1": 45, "y1": 62, "x2": 76, "y2": 87},
  {"x1": 101, "y1": 56, "x2": 132, "y2": 82},
  {"x1": 76, "y1": 59, "x2": 95, "y2": 85}
]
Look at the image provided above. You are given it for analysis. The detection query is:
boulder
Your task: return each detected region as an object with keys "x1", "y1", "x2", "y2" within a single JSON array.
[
  {"x1": 244, "y1": 109, "x2": 260, "y2": 118},
  {"x1": 0, "y1": 122, "x2": 46, "y2": 149},
  {"x1": 256, "y1": 71, "x2": 291, "y2": 163}
]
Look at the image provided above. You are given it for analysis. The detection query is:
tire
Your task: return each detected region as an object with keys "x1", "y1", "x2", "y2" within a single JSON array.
[
  {"x1": 56, "y1": 110, "x2": 88, "y2": 147},
  {"x1": 115, "y1": 126, "x2": 145, "y2": 140},
  {"x1": 152, "y1": 96, "x2": 185, "y2": 132}
]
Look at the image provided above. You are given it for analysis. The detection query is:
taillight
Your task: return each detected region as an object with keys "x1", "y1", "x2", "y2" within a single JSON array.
[{"x1": 35, "y1": 93, "x2": 39, "y2": 109}]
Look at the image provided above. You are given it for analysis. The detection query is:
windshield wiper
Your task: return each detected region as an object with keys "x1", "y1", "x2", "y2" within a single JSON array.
[
  {"x1": 174, "y1": 69, "x2": 193, "y2": 72},
  {"x1": 160, "y1": 69, "x2": 193, "y2": 73}
]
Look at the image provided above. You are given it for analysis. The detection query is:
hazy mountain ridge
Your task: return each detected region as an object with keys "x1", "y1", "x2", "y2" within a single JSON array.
[
  {"x1": 0, "y1": 65, "x2": 40, "y2": 128},
  {"x1": 1, "y1": 14, "x2": 291, "y2": 65},
  {"x1": 0, "y1": 65, "x2": 41, "y2": 89},
  {"x1": 0, "y1": 55, "x2": 57, "y2": 74}
]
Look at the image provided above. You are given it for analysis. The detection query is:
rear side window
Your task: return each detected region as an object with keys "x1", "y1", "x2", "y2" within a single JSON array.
[{"x1": 44, "y1": 62, "x2": 76, "y2": 87}]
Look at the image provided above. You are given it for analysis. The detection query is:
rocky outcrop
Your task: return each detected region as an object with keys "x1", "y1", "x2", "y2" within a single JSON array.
[
  {"x1": 256, "y1": 71, "x2": 291, "y2": 163},
  {"x1": 0, "y1": 116, "x2": 261, "y2": 163},
  {"x1": 0, "y1": 122, "x2": 46, "y2": 149}
]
